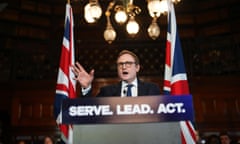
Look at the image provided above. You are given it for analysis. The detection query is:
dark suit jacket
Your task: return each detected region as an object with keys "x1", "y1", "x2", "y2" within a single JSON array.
[{"x1": 84, "y1": 79, "x2": 160, "y2": 97}]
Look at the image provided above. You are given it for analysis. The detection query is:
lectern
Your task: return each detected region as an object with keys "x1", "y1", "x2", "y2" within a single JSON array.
[{"x1": 62, "y1": 95, "x2": 194, "y2": 144}]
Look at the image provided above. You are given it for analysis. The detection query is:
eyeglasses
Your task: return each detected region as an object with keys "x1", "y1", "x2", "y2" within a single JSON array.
[{"x1": 117, "y1": 61, "x2": 136, "y2": 68}]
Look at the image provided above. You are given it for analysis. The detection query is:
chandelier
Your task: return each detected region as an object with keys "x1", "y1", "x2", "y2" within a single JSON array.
[{"x1": 84, "y1": 0, "x2": 181, "y2": 44}]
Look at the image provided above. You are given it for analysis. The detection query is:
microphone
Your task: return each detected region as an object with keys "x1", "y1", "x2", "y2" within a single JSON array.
[{"x1": 123, "y1": 90, "x2": 126, "y2": 95}]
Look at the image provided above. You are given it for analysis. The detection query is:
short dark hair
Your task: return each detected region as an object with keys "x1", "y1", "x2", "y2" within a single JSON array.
[
  {"x1": 219, "y1": 131, "x2": 230, "y2": 137},
  {"x1": 117, "y1": 50, "x2": 140, "y2": 64}
]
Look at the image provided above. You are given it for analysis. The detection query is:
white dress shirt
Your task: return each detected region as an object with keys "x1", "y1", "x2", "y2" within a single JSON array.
[
  {"x1": 121, "y1": 78, "x2": 138, "y2": 97},
  {"x1": 82, "y1": 78, "x2": 138, "y2": 97}
]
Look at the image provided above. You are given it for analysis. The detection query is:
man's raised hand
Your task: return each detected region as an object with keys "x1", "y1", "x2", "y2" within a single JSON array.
[{"x1": 72, "y1": 62, "x2": 94, "y2": 88}]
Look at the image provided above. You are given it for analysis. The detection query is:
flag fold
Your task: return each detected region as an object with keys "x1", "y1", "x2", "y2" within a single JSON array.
[
  {"x1": 163, "y1": 1, "x2": 196, "y2": 143},
  {"x1": 54, "y1": 3, "x2": 76, "y2": 144}
]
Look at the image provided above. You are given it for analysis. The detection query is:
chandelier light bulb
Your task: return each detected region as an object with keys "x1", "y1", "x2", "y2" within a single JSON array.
[
  {"x1": 104, "y1": 14, "x2": 117, "y2": 44},
  {"x1": 83, "y1": 0, "x2": 181, "y2": 42},
  {"x1": 104, "y1": 28, "x2": 116, "y2": 44},
  {"x1": 148, "y1": 17, "x2": 160, "y2": 40},
  {"x1": 147, "y1": 0, "x2": 162, "y2": 18},
  {"x1": 115, "y1": 10, "x2": 128, "y2": 24},
  {"x1": 126, "y1": 17, "x2": 139, "y2": 36},
  {"x1": 89, "y1": 2, "x2": 102, "y2": 20},
  {"x1": 172, "y1": 0, "x2": 181, "y2": 4},
  {"x1": 84, "y1": 3, "x2": 96, "y2": 23},
  {"x1": 159, "y1": 0, "x2": 169, "y2": 14}
]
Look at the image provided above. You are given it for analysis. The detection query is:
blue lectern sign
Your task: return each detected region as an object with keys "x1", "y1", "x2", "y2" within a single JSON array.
[{"x1": 61, "y1": 95, "x2": 194, "y2": 124}]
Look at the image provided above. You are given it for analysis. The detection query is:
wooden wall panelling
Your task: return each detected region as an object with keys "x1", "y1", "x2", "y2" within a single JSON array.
[
  {"x1": 0, "y1": 9, "x2": 19, "y2": 21},
  {"x1": 191, "y1": 76, "x2": 240, "y2": 132},
  {"x1": 11, "y1": 81, "x2": 59, "y2": 142},
  {"x1": 0, "y1": 82, "x2": 13, "y2": 112},
  {"x1": 201, "y1": 23, "x2": 230, "y2": 36},
  {"x1": 19, "y1": 13, "x2": 51, "y2": 27},
  {"x1": 195, "y1": 8, "x2": 229, "y2": 24},
  {"x1": 16, "y1": 25, "x2": 50, "y2": 39},
  {"x1": 11, "y1": 89, "x2": 56, "y2": 127}
]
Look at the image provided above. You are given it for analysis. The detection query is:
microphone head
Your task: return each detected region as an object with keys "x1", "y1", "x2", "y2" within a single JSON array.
[{"x1": 123, "y1": 90, "x2": 126, "y2": 95}]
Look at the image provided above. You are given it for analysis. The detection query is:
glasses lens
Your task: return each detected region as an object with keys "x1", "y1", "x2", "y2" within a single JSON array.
[{"x1": 117, "y1": 61, "x2": 135, "y2": 68}]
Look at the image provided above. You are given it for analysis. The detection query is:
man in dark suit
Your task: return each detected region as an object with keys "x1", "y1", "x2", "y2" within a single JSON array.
[{"x1": 72, "y1": 50, "x2": 160, "y2": 97}]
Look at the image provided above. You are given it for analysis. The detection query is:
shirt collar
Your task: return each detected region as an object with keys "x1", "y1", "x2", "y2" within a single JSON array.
[{"x1": 121, "y1": 78, "x2": 138, "y2": 88}]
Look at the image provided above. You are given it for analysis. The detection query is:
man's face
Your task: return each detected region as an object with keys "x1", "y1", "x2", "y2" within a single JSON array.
[
  {"x1": 117, "y1": 53, "x2": 140, "y2": 83},
  {"x1": 44, "y1": 137, "x2": 53, "y2": 144},
  {"x1": 220, "y1": 135, "x2": 231, "y2": 144}
]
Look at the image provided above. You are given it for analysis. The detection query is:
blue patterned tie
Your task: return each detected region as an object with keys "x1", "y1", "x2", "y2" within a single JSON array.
[{"x1": 126, "y1": 84, "x2": 133, "y2": 97}]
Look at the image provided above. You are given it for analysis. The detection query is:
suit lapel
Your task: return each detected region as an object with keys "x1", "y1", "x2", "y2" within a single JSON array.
[
  {"x1": 112, "y1": 82, "x2": 122, "y2": 96},
  {"x1": 137, "y1": 79, "x2": 146, "y2": 96}
]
